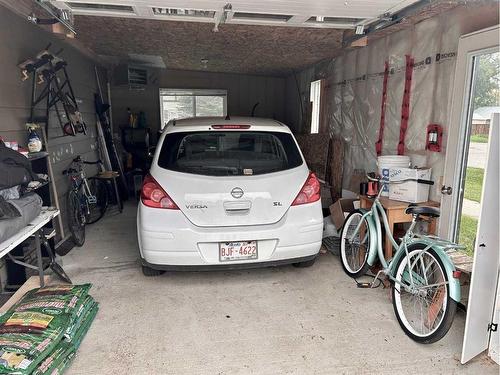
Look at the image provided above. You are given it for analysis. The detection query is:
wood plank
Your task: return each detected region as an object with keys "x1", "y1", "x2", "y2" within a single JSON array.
[
  {"x1": 0, "y1": 276, "x2": 52, "y2": 313},
  {"x1": 449, "y1": 252, "x2": 474, "y2": 274}
]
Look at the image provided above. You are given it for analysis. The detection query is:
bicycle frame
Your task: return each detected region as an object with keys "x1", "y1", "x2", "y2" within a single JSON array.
[
  {"x1": 69, "y1": 165, "x2": 97, "y2": 216},
  {"x1": 349, "y1": 187, "x2": 461, "y2": 302}
]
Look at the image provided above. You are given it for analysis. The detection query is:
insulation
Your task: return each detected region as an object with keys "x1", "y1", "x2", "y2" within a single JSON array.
[{"x1": 296, "y1": 5, "x2": 499, "y2": 201}]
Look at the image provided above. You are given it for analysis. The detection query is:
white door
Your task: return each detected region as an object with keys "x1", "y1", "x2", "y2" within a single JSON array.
[
  {"x1": 440, "y1": 25, "x2": 499, "y2": 241},
  {"x1": 460, "y1": 114, "x2": 499, "y2": 364},
  {"x1": 489, "y1": 275, "x2": 500, "y2": 365}
]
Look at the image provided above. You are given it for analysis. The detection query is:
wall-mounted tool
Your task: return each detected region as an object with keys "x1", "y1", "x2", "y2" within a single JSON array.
[
  {"x1": 20, "y1": 44, "x2": 87, "y2": 137},
  {"x1": 426, "y1": 124, "x2": 443, "y2": 152}
]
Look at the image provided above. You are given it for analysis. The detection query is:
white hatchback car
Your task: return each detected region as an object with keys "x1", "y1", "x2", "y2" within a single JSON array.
[{"x1": 137, "y1": 116, "x2": 323, "y2": 275}]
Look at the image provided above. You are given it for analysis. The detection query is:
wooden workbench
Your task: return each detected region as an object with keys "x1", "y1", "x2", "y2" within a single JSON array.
[{"x1": 359, "y1": 196, "x2": 439, "y2": 259}]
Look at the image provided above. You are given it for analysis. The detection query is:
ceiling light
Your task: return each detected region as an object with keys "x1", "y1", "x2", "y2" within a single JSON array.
[
  {"x1": 232, "y1": 12, "x2": 292, "y2": 22},
  {"x1": 152, "y1": 7, "x2": 215, "y2": 18},
  {"x1": 67, "y1": 2, "x2": 134, "y2": 13}
]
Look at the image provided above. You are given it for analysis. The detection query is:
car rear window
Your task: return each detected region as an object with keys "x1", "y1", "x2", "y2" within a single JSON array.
[{"x1": 157, "y1": 131, "x2": 303, "y2": 176}]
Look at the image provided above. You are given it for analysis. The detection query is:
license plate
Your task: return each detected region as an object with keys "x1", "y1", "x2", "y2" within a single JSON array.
[{"x1": 219, "y1": 241, "x2": 258, "y2": 262}]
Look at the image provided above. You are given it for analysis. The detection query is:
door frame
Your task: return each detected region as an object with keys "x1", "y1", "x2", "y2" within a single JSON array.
[{"x1": 439, "y1": 25, "x2": 499, "y2": 240}]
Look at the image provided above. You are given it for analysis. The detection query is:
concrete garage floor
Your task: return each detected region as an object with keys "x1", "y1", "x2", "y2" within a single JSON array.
[{"x1": 61, "y1": 204, "x2": 497, "y2": 374}]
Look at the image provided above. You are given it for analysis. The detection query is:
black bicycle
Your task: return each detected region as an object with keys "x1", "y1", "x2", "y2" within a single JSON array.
[{"x1": 62, "y1": 156, "x2": 109, "y2": 249}]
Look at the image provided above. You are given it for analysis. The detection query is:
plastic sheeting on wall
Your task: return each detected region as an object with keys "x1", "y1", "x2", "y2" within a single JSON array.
[{"x1": 299, "y1": 9, "x2": 472, "y2": 201}]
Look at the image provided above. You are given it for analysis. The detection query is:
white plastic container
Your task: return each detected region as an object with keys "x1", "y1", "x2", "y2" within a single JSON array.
[
  {"x1": 377, "y1": 155, "x2": 411, "y2": 196},
  {"x1": 389, "y1": 167, "x2": 432, "y2": 203}
]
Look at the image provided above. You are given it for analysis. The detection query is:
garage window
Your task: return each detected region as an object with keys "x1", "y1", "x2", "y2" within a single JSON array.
[
  {"x1": 160, "y1": 89, "x2": 227, "y2": 128},
  {"x1": 310, "y1": 80, "x2": 323, "y2": 134}
]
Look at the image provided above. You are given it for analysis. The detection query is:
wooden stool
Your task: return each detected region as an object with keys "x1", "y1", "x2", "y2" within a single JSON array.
[
  {"x1": 96, "y1": 171, "x2": 123, "y2": 213},
  {"x1": 359, "y1": 196, "x2": 439, "y2": 259}
]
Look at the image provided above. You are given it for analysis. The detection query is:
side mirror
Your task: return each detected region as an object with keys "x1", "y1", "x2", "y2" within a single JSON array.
[{"x1": 147, "y1": 146, "x2": 156, "y2": 158}]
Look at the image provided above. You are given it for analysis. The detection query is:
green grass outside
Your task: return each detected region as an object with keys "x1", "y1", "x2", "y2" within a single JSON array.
[
  {"x1": 458, "y1": 215, "x2": 478, "y2": 257},
  {"x1": 464, "y1": 167, "x2": 484, "y2": 203},
  {"x1": 470, "y1": 134, "x2": 489, "y2": 143}
]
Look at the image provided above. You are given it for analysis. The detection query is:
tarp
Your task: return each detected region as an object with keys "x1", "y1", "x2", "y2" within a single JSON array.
[{"x1": 292, "y1": 6, "x2": 485, "y2": 201}]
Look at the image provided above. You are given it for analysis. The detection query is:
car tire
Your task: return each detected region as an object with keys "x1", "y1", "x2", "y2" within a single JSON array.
[
  {"x1": 141, "y1": 265, "x2": 164, "y2": 277},
  {"x1": 292, "y1": 258, "x2": 316, "y2": 268}
]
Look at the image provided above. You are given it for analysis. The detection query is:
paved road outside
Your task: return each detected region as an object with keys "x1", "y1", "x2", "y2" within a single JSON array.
[
  {"x1": 467, "y1": 142, "x2": 488, "y2": 168},
  {"x1": 462, "y1": 141, "x2": 487, "y2": 218},
  {"x1": 462, "y1": 199, "x2": 481, "y2": 219}
]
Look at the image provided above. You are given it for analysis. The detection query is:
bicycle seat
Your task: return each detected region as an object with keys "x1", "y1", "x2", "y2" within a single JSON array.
[{"x1": 405, "y1": 205, "x2": 440, "y2": 218}]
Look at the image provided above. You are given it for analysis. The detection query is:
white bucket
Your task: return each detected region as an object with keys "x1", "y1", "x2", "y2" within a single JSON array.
[
  {"x1": 408, "y1": 153, "x2": 428, "y2": 169},
  {"x1": 378, "y1": 155, "x2": 411, "y2": 196}
]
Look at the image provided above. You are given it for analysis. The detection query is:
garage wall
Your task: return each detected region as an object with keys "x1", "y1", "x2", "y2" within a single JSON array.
[
  {"x1": 286, "y1": 3, "x2": 499, "y2": 201},
  {"x1": 111, "y1": 69, "x2": 286, "y2": 140},
  {"x1": 0, "y1": 6, "x2": 103, "y2": 236}
]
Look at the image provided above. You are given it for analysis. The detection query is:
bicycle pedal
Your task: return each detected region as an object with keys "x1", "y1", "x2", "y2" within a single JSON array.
[{"x1": 356, "y1": 282, "x2": 372, "y2": 289}]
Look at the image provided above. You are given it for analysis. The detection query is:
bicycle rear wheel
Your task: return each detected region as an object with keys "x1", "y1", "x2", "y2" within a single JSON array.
[
  {"x1": 85, "y1": 177, "x2": 109, "y2": 224},
  {"x1": 392, "y1": 244, "x2": 456, "y2": 343},
  {"x1": 340, "y1": 210, "x2": 371, "y2": 278},
  {"x1": 67, "y1": 189, "x2": 86, "y2": 247}
]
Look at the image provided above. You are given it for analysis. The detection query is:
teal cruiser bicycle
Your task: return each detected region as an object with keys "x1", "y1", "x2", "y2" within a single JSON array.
[{"x1": 340, "y1": 175, "x2": 463, "y2": 343}]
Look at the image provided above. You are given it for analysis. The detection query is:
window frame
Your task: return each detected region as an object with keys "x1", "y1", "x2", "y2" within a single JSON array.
[
  {"x1": 159, "y1": 88, "x2": 228, "y2": 128},
  {"x1": 310, "y1": 79, "x2": 323, "y2": 134}
]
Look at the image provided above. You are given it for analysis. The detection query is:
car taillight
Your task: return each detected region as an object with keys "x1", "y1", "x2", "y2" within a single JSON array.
[
  {"x1": 141, "y1": 174, "x2": 179, "y2": 209},
  {"x1": 291, "y1": 172, "x2": 321, "y2": 206}
]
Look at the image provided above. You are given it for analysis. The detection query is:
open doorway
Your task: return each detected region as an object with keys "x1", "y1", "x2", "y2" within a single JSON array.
[
  {"x1": 456, "y1": 51, "x2": 499, "y2": 255},
  {"x1": 441, "y1": 25, "x2": 500, "y2": 365}
]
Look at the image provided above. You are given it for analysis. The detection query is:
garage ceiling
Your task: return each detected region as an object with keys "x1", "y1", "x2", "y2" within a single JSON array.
[
  {"x1": 49, "y1": 0, "x2": 422, "y2": 29},
  {"x1": 33, "y1": 0, "x2": 460, "y2": 76},
  {"x1": 74, "y1": 16, "x2": 345, "y2": 76}
]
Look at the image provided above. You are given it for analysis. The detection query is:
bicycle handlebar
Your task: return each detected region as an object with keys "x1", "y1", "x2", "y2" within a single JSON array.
[
  {"x1": 64, "y1": 156, "x2": 102, "y2": 176},
  {"x1": 366, "y1": 174, "x2": 434, "y2": 186},
  {"x1": 416, "y1": 179, "x2": 434, "y2": 185},
  {"x1": 82, "y1": 159, "x2": 102, "y2": 165},
  {"x1": 71, "y1": 156, "x2": 101, "y2": 165}
]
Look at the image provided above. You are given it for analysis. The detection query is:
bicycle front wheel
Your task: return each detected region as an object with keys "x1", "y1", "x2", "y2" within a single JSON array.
[
  {"x1": 85, "y1": 177, "x2": 109, "y2": 224},
  {"x1": 340, "y1": 210, "x2": 371, "y2": 278},
  {"x1": 392, "y1": 244, "x2": 456, "y2": 343},
  {"x1": 67, "y1": 189, "x2": 86, "y2": 247}
]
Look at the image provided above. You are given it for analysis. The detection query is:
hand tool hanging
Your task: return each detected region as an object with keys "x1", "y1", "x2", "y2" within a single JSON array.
[
  {"x1": 375, "y1": 61, "x2": 390, "y2": 156},
  {"x1": 397, "y1": 55, "x2": 414, "y2": 155},
  {"x1": 19, "y1": 44, "x2": 87, "y2": 138}
]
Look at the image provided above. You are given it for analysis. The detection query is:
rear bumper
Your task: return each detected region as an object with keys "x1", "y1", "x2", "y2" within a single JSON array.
[
  {"x1": 141, "y1": 254, "x2": 318, "y2": 271},
  {"x1": 137, "y1": 200, "x2": 323, "y2": 267}
]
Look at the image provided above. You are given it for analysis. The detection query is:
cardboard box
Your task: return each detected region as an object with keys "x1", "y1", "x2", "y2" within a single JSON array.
[
  {"x1": 329, "y1": 198, "x2": 359, "y2": 229},
  {"x1": 389, "y1": 168, "x2": 432, "y2": 203},
  {"x1": 349, "y1": 169, "x2": 366, "y2": 194}
]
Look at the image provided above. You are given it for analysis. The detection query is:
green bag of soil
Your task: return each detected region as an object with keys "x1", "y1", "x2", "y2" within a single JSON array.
[
  {"x1": 32, "y1": 303, "x2": 99, "y2": 375},
  {"x1": 0, "y1": 284, "x2": 92, "y2": 374},
  {"x1": 64, "y1": 295, "x2": 96, "y2": 343}
]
